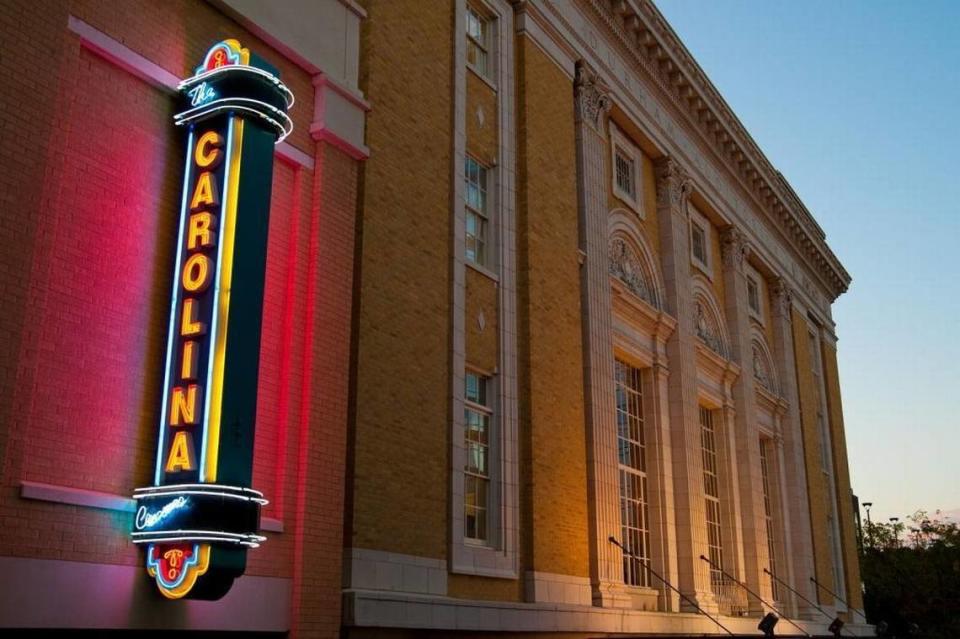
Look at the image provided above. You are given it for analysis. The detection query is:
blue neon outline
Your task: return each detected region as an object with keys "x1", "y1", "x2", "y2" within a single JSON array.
[
  {"x1": 199, "y1": 116, "x2": 235, "y2": 481},
  {"x1": 154, "y1": 128, "x2": 196, "y2": 486},
  {"x1": 147, "y1": 542, "x2": 201, "y2": 589}
]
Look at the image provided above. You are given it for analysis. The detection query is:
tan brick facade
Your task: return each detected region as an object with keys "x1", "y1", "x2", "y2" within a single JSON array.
[
  {"x1": 344, "y1": 1, "x2": 866, "y2": 636},
  {"x1": 823, "y1": 342, "x2": 865, "y2": 612},
  {"x1": 792, "y1": 306, "x2": 838, "y2": 606},
  {"x1": 348, "y1": 0, "x2": 452, "y2": 562},
  {"x1": 515, "y1": 35, "x2": 591, "y2": 581}
]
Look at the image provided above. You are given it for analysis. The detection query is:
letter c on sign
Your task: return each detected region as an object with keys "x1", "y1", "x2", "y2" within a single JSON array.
[{"x1": 195, "y1": 131, "x2": 224, "y2": 169}]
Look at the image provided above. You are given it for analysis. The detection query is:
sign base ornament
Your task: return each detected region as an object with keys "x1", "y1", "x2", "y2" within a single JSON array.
[{"x1": 132, "y1": 39, "x2": 293, "y2": 600}]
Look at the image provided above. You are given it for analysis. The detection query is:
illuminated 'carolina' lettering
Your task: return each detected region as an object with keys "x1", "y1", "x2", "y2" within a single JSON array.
[
  {"x1": 165, "y1": 430, "x2": 197, "y2": 473},
  {"x1": 182, "y1": 253, "x2": 213, "y2": 293},
  {"x1": 190, "y1": 172, "x2": 219, "y2": 211},
  {"x1": 170, "y1": 384, "x2": 200, "y2": 426},
  {"x1": 137, "y1": 38, "x2": 288, "y2": 600},
  {"x1": 195, "y1": 131, "x2": 223, "y2": 168},
  {"x1": 181, "y1": 298, "x2": 205, "y2": 336},
  {"x1": 187, "y1": 212, "x2": 216, "y2": 250},
  {"x1": 181, "y1": 340, "x2": 199, "y2": 380}
]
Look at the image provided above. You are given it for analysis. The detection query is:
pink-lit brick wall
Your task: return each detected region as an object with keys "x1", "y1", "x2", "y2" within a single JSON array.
[{"x1": 0, "y1": 1, "x2": 356, "y2": 636}]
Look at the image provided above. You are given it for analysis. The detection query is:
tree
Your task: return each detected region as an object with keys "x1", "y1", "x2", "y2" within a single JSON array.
[{"x1": 860, "y1": 510, "x2": 960, "y2": 638}]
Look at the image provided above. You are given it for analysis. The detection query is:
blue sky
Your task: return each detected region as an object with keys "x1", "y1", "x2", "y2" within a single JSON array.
[{"x1": 656, "y1": 0, "x2": 960, "y2": 524}]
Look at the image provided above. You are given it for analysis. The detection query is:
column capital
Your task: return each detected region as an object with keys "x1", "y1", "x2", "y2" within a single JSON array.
[
  {"x1": 772, "y1": 277, "x2": 794, "y2": 318},
  {"x1": 773, "y1": 429, "x2": 786, "y2": 448},
  {"x1": 720, "y1": 226, "x2": 750, "y2": 272},
  {"x1": 653, "y1": 156, "x2": 692, "y2": 211},
  {"x1": 574, "y1": 60, "x2": 611, "y2": 132}
]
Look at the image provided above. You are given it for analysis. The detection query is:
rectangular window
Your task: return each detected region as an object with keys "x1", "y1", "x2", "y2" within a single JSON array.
[
  {"x1": 748, "y1": 276, "x2": 760, "y2": 315},
  {"x1": 615, "y1": 359, "x2": 650, "y2": 588},
  {"x1": 827, "y1": 514, "x2": 843, "y2": 595},
  {"x1": 466, "y1": 6, "x2": 490, "y2": 78},
  {"x1": 465, "y1": 156, "x2": 488, "y2": 266},
  {"x1": 610, "y1": 126, "x2": 643, "y2": 214},
  {"x1": 615, "y1": 148, "x2": 636, "y2": 200},
  {"x1": 691, "y1": 221, "x2": 708, "y2": 268},
  {"x1": 700, "y1": 406, "x2": 724, "y2": 590},
  {"x1": 759, "y1": 438, "x2": 781, "y2": 602},
  {"x1": 464, "y1": 372, "x2": 491, "y2": 542}
]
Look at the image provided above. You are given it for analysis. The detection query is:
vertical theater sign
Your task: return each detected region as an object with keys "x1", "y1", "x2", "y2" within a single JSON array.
[{"x1": 131, "y1": 40, "x2": 293, "y2": 599}]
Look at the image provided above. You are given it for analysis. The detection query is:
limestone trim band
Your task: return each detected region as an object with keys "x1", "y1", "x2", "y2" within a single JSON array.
[{"x1": 20, "y1": 480, "x2": 284, "y2": 532}]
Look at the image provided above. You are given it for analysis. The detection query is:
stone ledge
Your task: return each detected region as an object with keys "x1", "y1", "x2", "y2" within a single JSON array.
[
  {"x1": 20, "y1": 480, "x2": 283, "y2": 533},
  {"x1": 343, "y1": 588, "x2": 875, "y2": 636}
]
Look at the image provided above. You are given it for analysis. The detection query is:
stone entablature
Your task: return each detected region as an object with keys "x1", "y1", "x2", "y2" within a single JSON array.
[
  {"x1": 523, "y1": 0, "x2": 848, "y2": 323},
  {"x1": 582, "y1": 0, "x2": 850, "y2": 302}
]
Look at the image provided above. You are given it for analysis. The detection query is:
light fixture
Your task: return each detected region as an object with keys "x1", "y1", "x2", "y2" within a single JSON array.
[
  {"x1": 758, "y1": 612, "x2": 779, "y2": 637},
  {"x1": 828, "y1": 617, "x2": 844, "y2": 638}
]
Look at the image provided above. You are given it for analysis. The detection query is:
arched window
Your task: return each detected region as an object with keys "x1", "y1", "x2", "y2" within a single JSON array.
[
  {"x1": 607, "y1": 213, "x2": 664, "y2": 312},
  {"x1": 691, "y1": 281, "x2": 729, "y2": 360},
  {"x1": 750, "y1": 331, "x2": 779, "y2": 396},
  {"x1": 609, "y1": 236, "x2": 660, "y2": 309}
]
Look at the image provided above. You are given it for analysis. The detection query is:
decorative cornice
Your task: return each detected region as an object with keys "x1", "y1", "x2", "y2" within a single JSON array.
[
  {"x1": 582, "y1": 0, "x2": 851, "y2": 301},
  {"x1": 720, "y1": 226, "x2": 750, "y2": 271},
  {"x1": 653, "y1": 155, "x2": 691, "y2": 211},
  {"x1": 574, "y1": 60, "x2": 612, "y2": 131}
]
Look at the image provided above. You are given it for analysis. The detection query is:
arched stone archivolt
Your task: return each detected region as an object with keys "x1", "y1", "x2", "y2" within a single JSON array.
[
  {"x1": 750, "y1": 328, "x2": 779, "y2": 396},
  {"x1": 691, "y1": 277, "x2": 730, "y2": 359},
  {"x1": 608, "y1": 210, "x2": 664, "y2": 311}
]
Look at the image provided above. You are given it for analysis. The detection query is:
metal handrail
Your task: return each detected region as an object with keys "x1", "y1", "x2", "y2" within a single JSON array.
[
  {"x1": 809, "y1": 576, "x2": 869, "y2": 623},
  {"x1": 699, "y1": 555, "x2": 811, "y2": 638},
  {"x1": 763, "y1": 568, "x2": 857, "y2": 638},
  {"x1": 609, "y1": 537, "x2": 734, "y2": 636}
]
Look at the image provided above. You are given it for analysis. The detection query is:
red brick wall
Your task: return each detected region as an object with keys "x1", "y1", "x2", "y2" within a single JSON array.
[{"x1": 0, "y1": 1, "x2": 356, "y2": 636}]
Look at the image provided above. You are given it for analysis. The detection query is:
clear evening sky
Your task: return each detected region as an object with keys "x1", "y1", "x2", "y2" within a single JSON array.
[{"x1": 656, "y1": 0, "x2": 959, "y2": 524}]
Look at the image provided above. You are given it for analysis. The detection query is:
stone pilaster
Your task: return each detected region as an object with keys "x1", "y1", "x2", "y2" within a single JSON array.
[
  {"x1": 770, "y1": 278, "x2": 818, "y2": 618},
  {"x1": 653, "y1": 156, "x2": 716, "y2": 612},
  {"x1": 772, "y1": 416, "x2": 798, "y2": 612},
  {"x1": 647, "y1": 338, "x2": 680, "y2": 611},
  {"x1": 573, "y1": 60, "x2": 624, "y2": 607},
  {"x1": 719, "y1": 227, "x2": 768, "y2": 613}
]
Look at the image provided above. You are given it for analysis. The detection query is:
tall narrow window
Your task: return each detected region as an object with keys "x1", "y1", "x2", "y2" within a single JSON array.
[
  {"x1": 615, "y1": 148, "x2": 636, "y2": 201},
  {"x1": 610, "y1": 126, "x2": 643, "y2": 214},
  {"x1": 615, "y1": 359, "x2": 650, "y2": 587},
  {"x1": 465, "y1": 156, "x2": 488, "y2": 266},
  {"x1": 700, "y1": 406, "x2": 724, "y2": 590},
  {"x1": 747, "y1": 276, "x2": 761, "y2": 315},
  {"x1": 808, "y1": 327, "x2": 847, "y2": 601},
  {"x1": 464, "y1": 372, "x2": 491, "y2": 542},
  {"x1": 809, "y1": 330, "x2": 831, "y2": 471},
  {"x1": 759, "y1": 438, "x2": 781, "y2": 602},
  {"x1": 827, "y1": 514, "x2": 843, "y2": 597},
  {"x1": 691, "y1": 222, "x2": 708, "y2": 268},
  {"x1": 466, "y1": 6, "x2": 490, "y2": 78}
]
